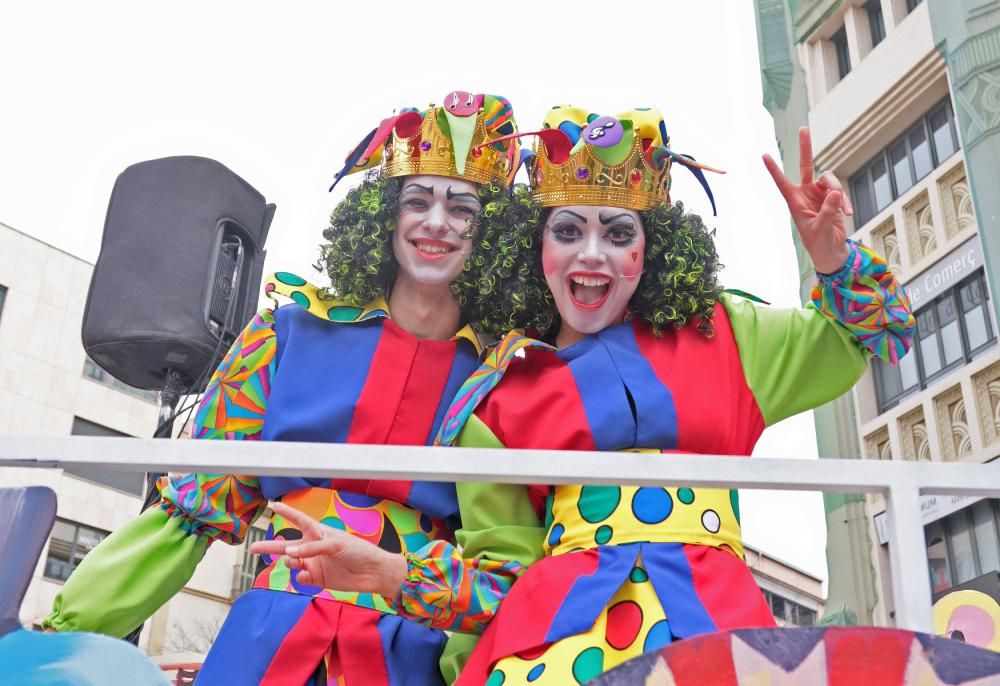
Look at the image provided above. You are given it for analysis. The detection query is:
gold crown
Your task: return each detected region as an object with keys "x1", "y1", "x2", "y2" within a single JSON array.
[
  {"x1": 381, "y1": 105, "x2": 513, "y2": 187},
  {"x1": 525, "y1": 106, "x2": 722, "y2": 213},
  {"x1": 330, "y1": 91, "x2": 520, "y2": 191},
  {"x1": 530, "y1": 124, "x2": 672, "y2": 211}
]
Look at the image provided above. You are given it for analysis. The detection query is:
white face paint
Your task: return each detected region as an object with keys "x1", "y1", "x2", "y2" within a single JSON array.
[
  {"x1": 391, "y1": 175, "x2": 480, "y2": 286},
  {"x1": 541, "y1": 204, "x2": 645, "y2": 337}
]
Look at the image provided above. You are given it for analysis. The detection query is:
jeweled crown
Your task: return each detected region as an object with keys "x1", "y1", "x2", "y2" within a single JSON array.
[
  {"x1": 509, "y1": 106, "x2": 722, "y2": 214},
  {"x1": 329, "y1": 91, "x2": 521, "y2": 191}
]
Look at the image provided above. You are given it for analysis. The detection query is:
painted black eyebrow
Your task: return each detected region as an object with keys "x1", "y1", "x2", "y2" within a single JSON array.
[
  {"x1": 401, "y1": 183, "x2": 434, "y2": 196},
  {"x1": 599, "y1": 211, "x2": 635, "y2": 225},
  {"x1": 446, "y1": 188, "x2": 481, "y2": 204},
  {"x1": 551, "y1": 209, "x2": 587, "y2": 223}
]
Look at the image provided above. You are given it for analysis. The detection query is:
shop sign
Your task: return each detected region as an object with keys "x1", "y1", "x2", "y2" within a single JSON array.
[
  {"x1": 905, "y1": 235, "x2": 983, "y2": 308},
  {"x1": 873, "y1": 494, "x2": 981, "y2": 545}
]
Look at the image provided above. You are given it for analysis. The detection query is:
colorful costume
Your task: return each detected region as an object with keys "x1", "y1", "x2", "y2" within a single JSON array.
[
  {"x1": 384, "y1": 107, "x2": 917, "y2": 685},
  {"x1": 44, "y1": 92, "x2": 525, "y2": 685}
]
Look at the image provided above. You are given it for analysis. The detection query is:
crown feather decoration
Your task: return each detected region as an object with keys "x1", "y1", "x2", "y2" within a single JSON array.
[
  {"x1": 329, "y1": 91, "x2": 520, "y2": 192},
  {"x1": 493, "y1": 105, "x2": 724, "y2": 214}
]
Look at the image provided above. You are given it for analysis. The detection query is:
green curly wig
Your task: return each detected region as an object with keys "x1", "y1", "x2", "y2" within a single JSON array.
[
  {"x1": 317, "y1": 172, "x2": 527, "y2": 319},
  {"x1": 453, "y1": 186, "x2": 724, "y2": 339}
]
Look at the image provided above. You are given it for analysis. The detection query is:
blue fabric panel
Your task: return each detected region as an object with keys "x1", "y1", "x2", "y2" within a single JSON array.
[
  {"x1": 600, "y1": 324, "x2": 678, "y2": 450},
  {"x1": 557, "y1": 331, "x2": 636, "y2": 452},
  {"x1": 260, "y1": 306, "x2": 383, "y2": 500},
  {"x1": 377, "y1": 613, "x2": 448, "y2": 686},
  {"x1": 197, "y1": 590, "x2": 314, "y2": 683},
  {"x1": 545, "y1": 544, "x2": 640, "y2": 643},
  {"x1": 641, "y1": 543, "x2": 717, "y2": 638}
]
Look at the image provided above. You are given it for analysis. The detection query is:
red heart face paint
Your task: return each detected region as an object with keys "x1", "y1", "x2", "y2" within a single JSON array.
[{"x1": 541, "y1": 205, "x2": 645, "y2": 338}]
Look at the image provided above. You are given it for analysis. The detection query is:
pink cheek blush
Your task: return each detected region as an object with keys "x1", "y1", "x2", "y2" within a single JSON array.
[
  {"x1": 542, "y1": 249, "x2": 558, "y2": 276},
  {"x1": 621, "y1": 252, "x2": 643, "y2": 279}
]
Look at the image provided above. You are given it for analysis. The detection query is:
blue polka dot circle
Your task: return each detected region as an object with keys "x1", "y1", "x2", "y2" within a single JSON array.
[
  {"x1": 548, "y1": 523, "x2": 565, "y2": 547},
  {"x1": 527, "y1": 664, "x2": 546, "y2": 682},
  {"x1": 644, "y1": 619, "x2": 672, "y2": 653},
  {"x1": 631, "y1": 487, "x2": 673, "y2": 524}
]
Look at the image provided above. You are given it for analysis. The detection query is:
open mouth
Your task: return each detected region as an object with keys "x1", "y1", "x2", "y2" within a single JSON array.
[
  {"x1": 568, "y1": 273, "x2": 611, "y2": 310},
  {"x1": 410, "y1": 239, "x2": 457, "y2": 260}
]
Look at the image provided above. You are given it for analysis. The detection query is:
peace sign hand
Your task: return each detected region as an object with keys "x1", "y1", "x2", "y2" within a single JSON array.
[
  {"x1": 762, "y1": 127, "x2": 853, "y2": 274},
  {"x1": 250, "y1": 501, "x2": 407, "y2": 598}
]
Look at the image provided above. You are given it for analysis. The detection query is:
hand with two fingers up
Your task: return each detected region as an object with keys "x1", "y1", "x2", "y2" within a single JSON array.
[
  {"x1": 250, "y1": 500, "x2": 408, "y2": 599},
  {"x1": 762, "y1": 127, "x2": 854, "y2": 274}
]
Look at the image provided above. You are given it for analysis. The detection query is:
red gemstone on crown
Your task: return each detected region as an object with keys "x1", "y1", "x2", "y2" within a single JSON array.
[
  {"x1": 471, "y1": 147, "x2": 483, "y2": 159},
  {"x1": 630, "y1": 170, "x2": 643, "y2": 185}
]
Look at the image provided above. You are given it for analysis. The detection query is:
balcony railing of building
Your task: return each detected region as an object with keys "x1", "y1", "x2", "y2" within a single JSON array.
[{"x1": 5, "y1": 434, "x2": 1000, "y2": 634}]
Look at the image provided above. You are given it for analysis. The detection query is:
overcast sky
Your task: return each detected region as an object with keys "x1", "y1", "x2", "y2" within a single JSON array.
[{"x1": 0, "y1": 1, "x2": 833, "y2": 580}]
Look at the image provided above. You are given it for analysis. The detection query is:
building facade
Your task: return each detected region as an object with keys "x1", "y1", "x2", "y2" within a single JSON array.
[
  {"x1": 754, "y1": 0, "x2": 1000, "y2": 626},
  {"x1": 745, "y1": 544, "x2": 826, "y2": 627},
  {"x1": 0, "y1": 221, "x2": 262, "y2": 661}
]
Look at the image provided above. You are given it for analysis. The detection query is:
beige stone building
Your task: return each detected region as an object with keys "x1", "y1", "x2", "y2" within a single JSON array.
[
  {"x1": 745, "y1": 544, "x2": 825, "y2": 627},
  {"x1": 754, "y1": 0, "x2": 1000, "y2": 625},
  {"x1": 0, "y1": 220, "x2": 261, "y2": 662}
]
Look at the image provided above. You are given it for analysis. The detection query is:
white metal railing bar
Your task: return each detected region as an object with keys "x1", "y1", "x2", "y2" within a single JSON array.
[{"x1": 4, "y1": 434, "x2": 1000, "y2": 634}]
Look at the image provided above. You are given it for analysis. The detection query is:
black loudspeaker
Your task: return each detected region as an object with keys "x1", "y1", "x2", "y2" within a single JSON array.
[{"x1": 83, "y1": 156, "x2": 275, "y2": 392}]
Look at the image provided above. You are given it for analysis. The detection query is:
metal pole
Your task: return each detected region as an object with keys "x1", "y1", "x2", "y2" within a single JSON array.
[{"x1": 884, "y1": 482, "x2": 934, "y2": 633}]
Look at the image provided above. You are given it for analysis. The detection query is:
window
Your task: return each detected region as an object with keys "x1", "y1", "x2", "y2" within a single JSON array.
[
  {"x1": 849, "y1": 99, "x2": 960, "y2": 227},
  {"x1": 44, "y1": 518, "x2": 108, "y2": 582},
  {"x1": 67, "y1": 417, "x2": 147, "y2": 496},
  {"x1": 929, "y1": 101, "x2": 959, "y2": 162},
  {"x1": 82, "y1": 356, "x2": 159, "y2": 403},
  {"x1": 907, "y1": 0, "x2": 923, "y2": 12},
  {"x1": 926, "y1": 500, "x2": 1000, "y2": 595},
  {"x1": 761, "y1": 588, "x2": 818, "y2": 626},
  {"x1": 235, "y1": 527, "x2": 267, "y2": 596},
  {"x1": 873, "y1": 270, "x2": 995, "y2": 413},
  {"x1": 832, "y1": 26, "x2": 851, "y2": 79},
  {"x1": 864, "y1": 0, "x2": 886, "y2": 47}
]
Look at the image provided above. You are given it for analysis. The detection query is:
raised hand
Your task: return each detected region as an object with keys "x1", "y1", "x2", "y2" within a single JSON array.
[
  {"x1": 250, "y1": 501, "x2": 407, "y2": 598},
  {"x1": 762, "y1": 127, "x2": 853, "y2": 274}
]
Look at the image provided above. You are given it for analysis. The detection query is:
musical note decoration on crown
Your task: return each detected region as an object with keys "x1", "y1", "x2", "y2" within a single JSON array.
[
  {"x1": 483, "y1": 105, "x2": 724, "y2": 214},
  {"x1": 329, "y1": 91, "x2": 526, "y2": 191}
]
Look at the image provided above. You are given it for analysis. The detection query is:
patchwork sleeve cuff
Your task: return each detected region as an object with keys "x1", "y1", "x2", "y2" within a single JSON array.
[
  {"x1": 157, "y1": 472, "x2": 266, "y2": 545},
  {"x1": 392, "y1": 540, "x2": 524, "y2": 634},
  {"x1": 811, "y1": 240, "x2": 916, "y2": 364}
]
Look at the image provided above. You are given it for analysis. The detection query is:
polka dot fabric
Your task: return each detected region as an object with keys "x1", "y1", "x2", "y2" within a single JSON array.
[
  {"x1": 487, "y1": 560, "x2": 668, "y2": 684},
  {"x1": 545, "y1": 484, "x2": 742, "y2": 557}
]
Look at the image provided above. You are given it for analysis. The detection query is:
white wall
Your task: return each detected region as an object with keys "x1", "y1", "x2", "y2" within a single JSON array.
[{"x1": 0, "y1": 222, "x2": 246, "y2": 657}]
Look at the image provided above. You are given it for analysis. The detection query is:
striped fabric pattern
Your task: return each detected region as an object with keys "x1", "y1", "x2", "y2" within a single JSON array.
[
  {"x1": 395, "y1": 540, "x2": 525, "y2": 634},
  {"x1": 434, "y1": 332, "x2": 555, "y2": 447},
  {"x1": 811, "y1": 240, "x2": 915, "y2": 364}
]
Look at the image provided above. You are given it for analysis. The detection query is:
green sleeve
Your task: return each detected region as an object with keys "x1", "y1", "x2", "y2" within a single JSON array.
[
  {"x1": 721, "y1": 293, "x2": 868, "y2": 427},
  {"x1": 42, "y1": 507, "x2": 208, "y2": 637},
  {"x1": 440, "y1": 414, "x2": 548, "y2": 683},
  {"x1": 454, "y1": 415, "x2": 547, "y2": 564}
]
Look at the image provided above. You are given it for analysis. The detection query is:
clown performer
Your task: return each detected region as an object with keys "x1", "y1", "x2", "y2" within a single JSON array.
[
  {"x1": 250, "y1": 106, "x2": 917, "y2": 685},
  {"x1": 41, "y1": 90, "x2": 539, "y2": 686}
]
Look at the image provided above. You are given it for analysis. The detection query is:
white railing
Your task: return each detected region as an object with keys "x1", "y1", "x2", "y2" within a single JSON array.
[{"x1": 4, "y1": 434, "x2": 1000, "y2": 633}]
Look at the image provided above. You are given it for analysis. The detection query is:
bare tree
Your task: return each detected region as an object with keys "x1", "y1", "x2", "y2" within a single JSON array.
[{"x1": 162, "y1": 615, "x2": 226, "y2": 655}]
